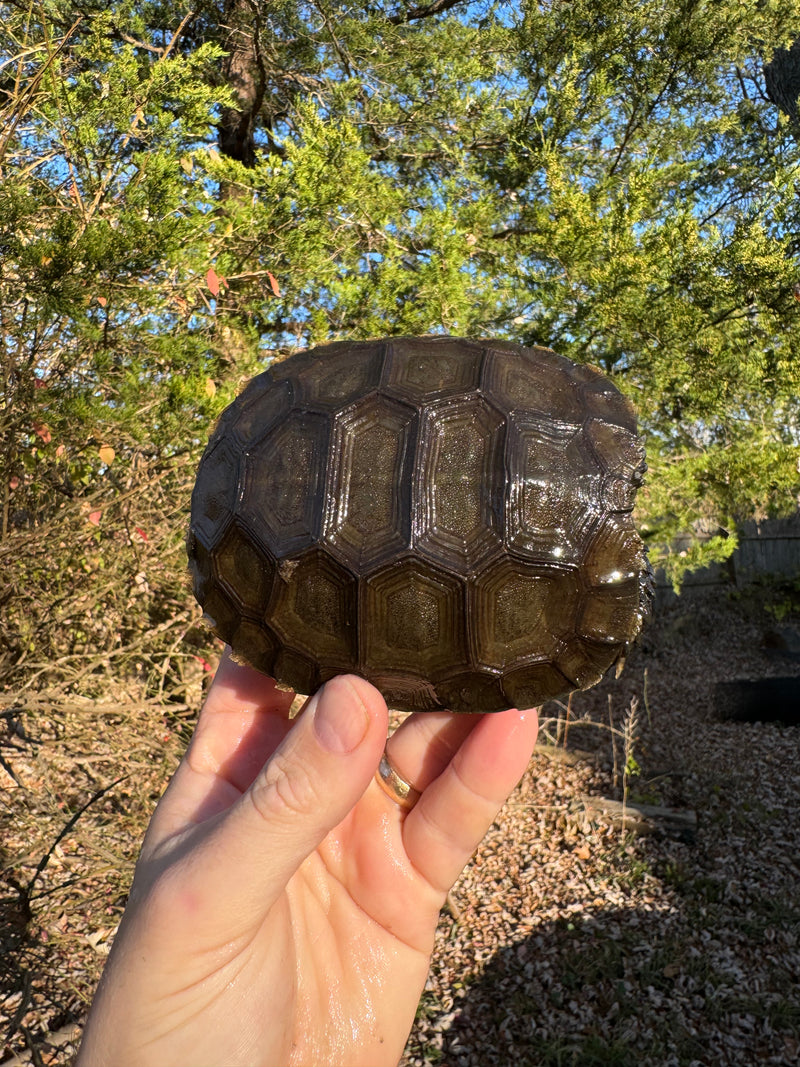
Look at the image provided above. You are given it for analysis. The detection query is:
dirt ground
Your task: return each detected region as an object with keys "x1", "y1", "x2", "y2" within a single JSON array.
[{"x1": 1, "y1": 583, "x2": 799, "y2": 1066}]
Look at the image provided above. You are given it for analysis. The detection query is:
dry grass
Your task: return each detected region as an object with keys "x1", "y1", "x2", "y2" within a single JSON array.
[
  {"x1": 2, "y1": 588, "x2": 800, "y2": 1066},
  {"x1": 1, "y1": 689, "x2": 194, "y2": 1064}
]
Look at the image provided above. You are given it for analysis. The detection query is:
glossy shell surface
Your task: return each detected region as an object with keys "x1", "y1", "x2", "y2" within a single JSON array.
[{"x1": 188, "y1": 336, "x2": 651, "y2": 711}]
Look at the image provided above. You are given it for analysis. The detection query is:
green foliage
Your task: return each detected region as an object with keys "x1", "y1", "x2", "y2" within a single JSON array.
[
  {"x1": 2, "y1": 0, "x2": 800, "y2": 685},
  {"x1": 729, "y1": 571, "x2": 800, "y2": 620}
]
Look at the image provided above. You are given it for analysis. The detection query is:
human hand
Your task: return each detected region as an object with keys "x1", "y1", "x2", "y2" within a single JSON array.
[{"x1": 76, "y1": 650, "x2": 538, "y2": 1067}]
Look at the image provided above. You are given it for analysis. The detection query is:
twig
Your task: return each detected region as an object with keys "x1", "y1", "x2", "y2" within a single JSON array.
[
  {"x1": 533, "y1": 743, "x2": 600, "y2": 766},
  {"x1": 563, "y1": 690, "x2": 573, "y2": 748},
  {"x1": 444, "y1": 890, "x2": 462, "y2": 924},
  {"x1": 0, "y1": 17, "x2": 82, "y2": 167},
  {"x1": 581, "y1": 795, "x2": 698, "y2": 841},
  {"x1": 387, "y1": 0, "x2": 464, "y2": 24},
  {"x1": 24, "y1": 776, "x2": 129, "y2": 904},
  {"x1": 20, "y1": 1023, "x2": 45, "y2": 1067},
  {"x1": 0, "y1": 750, "x2": 23, "y2": 785},
  {"x1": 3, "y1": 972, "x2": 32, "y2": 1047},
  {"x1": 608, "y1": 694, "x2": 618, "y2": 792},
  {"x1": 160, "y1": 10, "x2": 195, "y2": 63},
  {"x1": 643, "y1": 667, "x2": 652, "y2": 727}
]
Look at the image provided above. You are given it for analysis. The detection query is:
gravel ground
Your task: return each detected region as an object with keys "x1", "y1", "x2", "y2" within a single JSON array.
[
  {"x1": 402, "y1": 587, "x2": 800, "y2": 1067},
  {"x1": 2, "y1": 586, "x2": 800, "y2": 1066}
]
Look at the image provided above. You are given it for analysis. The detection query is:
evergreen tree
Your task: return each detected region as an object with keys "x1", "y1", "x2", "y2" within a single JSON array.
[{"x1": 2, "y1": 1, "x2": 799, "y2": 684}]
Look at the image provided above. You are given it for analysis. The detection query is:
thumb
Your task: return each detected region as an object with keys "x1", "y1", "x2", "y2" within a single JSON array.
[{"x1": 200, "y1": 674, "x2": 388, "y2": 922}]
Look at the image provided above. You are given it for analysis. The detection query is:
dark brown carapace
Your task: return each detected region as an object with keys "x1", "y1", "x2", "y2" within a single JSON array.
[{"x1": 188, "y1": 336, "x2": 651, "y2": 711}]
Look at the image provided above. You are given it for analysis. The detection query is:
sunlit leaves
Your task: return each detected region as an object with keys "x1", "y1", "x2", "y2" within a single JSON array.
[{"x1": 1, "y1": 0, "x2": 799, "y2": 585}]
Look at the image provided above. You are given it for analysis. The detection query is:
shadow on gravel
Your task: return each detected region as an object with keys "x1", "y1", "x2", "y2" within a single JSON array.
[{"x1": 413, "y1": 898, "x2": 800, "y2": 1067}]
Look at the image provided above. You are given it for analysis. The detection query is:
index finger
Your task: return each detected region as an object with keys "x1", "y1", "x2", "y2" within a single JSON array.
[{"x1": 143, "y1": 649, "x2": 296, "y2": 850}]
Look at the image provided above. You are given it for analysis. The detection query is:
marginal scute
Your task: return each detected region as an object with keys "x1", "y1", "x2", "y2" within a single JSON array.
[
  {"x1": 602, "y1": 472, "x2": 640, "y2": 513},
  {"x1": 273, "y1": 647, "x2": 319, "y2": 697},
  {"x1": 579, "y1": 374, "x2": 639, "y2": 431},
  {"x1": 231, "y1": 375, "x2": 292, "y2": 447},
  {"x1": 229, "y1": 618, "x2": 279, "y2": 675},
  {"x1": 502, "y1": 662, "x2": 574, "y2": 711},
  {"x1": 437, "y1": 670, "x2": 506, "y2": 714},
  {"x1": 579, "y1": 583, "x2": 643, "y2": 645},
  {"x1": 190, "y1": 437, "x2": 239, "y2": 549},
  {"x1": 582, "y1": 518, "x2": 647, "y2": 588},
  {"x1": 214, "y1": 524, "x2": 275, "y2": 616},
  {"x1": 369, "y1": 673, "x2": 443, "y2": 712},
  {"x1": 188, "y1": 335, "x2": 651, "y2": 711},
  {"x1": 199, "y1": 583, "x2": 239, "y2": 639},
  {"x1": 584, "y1": 418, "x2": 646, "y2": 482},
  {"x1": 556, "y1": 636, "x2": 619, "y2": 691}
]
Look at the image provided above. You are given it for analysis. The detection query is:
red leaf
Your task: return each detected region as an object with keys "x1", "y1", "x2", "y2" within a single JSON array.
[
  {"x1": 9, "y1": 476, "x2": 19, "y2": 490},
  {"x1": 97, "y1": 296, "x2": 107, "y2": 308},
  {"x1": 135, "y1": 526, "x2": 149, "y2": 542},
  {"x1": 193, "y1": 655, "x2": 213, "y2": 672},
  {"x1": 266, "y1": 271, "x2": 281, "y2": 297},
  {"x1": 206, "y1": 268, "x2": 220, "y2": 298},
  {"x1": 33, "y1": 421, "x2": 52, "y2": 444},
  {"x1": 88, "y1": 510, "x2": 102, "y2": 526}
]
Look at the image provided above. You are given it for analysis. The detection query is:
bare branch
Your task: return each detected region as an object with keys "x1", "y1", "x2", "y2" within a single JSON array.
[
  {"x1": 387, "y1": 0, "x2": 466, "y2": 26},
  {"x1": 0, "y1": 17, "x2": 82, "y2": 167},
  {"x1": 117, "y1": 31, "x2": 163, "y2": 55},
  {"x1": 161, "y1": 9, "x2": 196, "y2": 63}
]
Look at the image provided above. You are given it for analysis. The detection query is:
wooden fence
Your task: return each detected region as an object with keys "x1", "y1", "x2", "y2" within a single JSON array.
[{"x1": 654, "y1": 513, "x2": 800, "y2": 599}]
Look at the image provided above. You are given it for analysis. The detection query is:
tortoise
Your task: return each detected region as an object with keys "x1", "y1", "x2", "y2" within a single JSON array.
[{"x1": 187, "y1": 336, "x2": 651, "y2": 712}]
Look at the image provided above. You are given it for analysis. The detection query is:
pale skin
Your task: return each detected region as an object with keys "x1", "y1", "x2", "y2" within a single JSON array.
[{"x1": 76, "y1": 650, "x2": 539, "y2": 1067}]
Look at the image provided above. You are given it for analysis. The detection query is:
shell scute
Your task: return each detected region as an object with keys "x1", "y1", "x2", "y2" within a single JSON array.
[
  {"x1": 323, "y1": 394, "x2": 416, "y2": 570},
  {"x1": 384, "y1": 336, "x2": 484, "y2": 402},
  {"x1": 414, "y1": 395, "x2": 505, "y2": 574},
  {"x1": 240, "y1": 411, "x2": 329, "y2": 557},
  {"x1": 505, "y1": 415, "x2": 602, "y2": 565},
  {"x1": 268, "y1": 548, "x2": 358, "y2": 666},
  {"x1": 362, "y1": 558, "x2": 467, "y2": 685}
]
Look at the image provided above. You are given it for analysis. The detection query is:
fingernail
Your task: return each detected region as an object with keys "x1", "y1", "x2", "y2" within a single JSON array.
[{"x1": 312, "y1": 679, "x2": 369, "y2": 754}]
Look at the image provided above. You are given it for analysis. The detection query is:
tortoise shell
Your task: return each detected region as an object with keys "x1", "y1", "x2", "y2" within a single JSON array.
[{"x1": 187, "y1": 336, "x2": 651, "y2": 712}]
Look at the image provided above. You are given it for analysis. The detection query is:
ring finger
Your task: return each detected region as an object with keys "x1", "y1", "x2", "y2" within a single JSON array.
[
  {"x1": 382, "y1": 710, "x2": 483, "y2": 794},
  {"x1": 372, "y1": 706, "x2": 539, "y2": 895}
]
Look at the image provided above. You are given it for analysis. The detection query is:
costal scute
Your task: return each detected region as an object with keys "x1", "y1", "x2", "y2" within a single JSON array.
[{"x1": 187, "y1": 336, "x2": 651, "y2": 712}]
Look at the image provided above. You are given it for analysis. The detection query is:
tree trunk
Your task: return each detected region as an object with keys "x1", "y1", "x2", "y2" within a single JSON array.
[
  {"x1": 764, "y1": 36, "x2": 800, "y2": 125},
  {"x1": 218, "y1": 0, "x2": 265, "y2": 166}
]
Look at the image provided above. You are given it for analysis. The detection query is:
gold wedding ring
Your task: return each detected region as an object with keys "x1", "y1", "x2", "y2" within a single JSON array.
[{"x1": 375, "y1": 750, "x2": 422, "y2": 811}]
